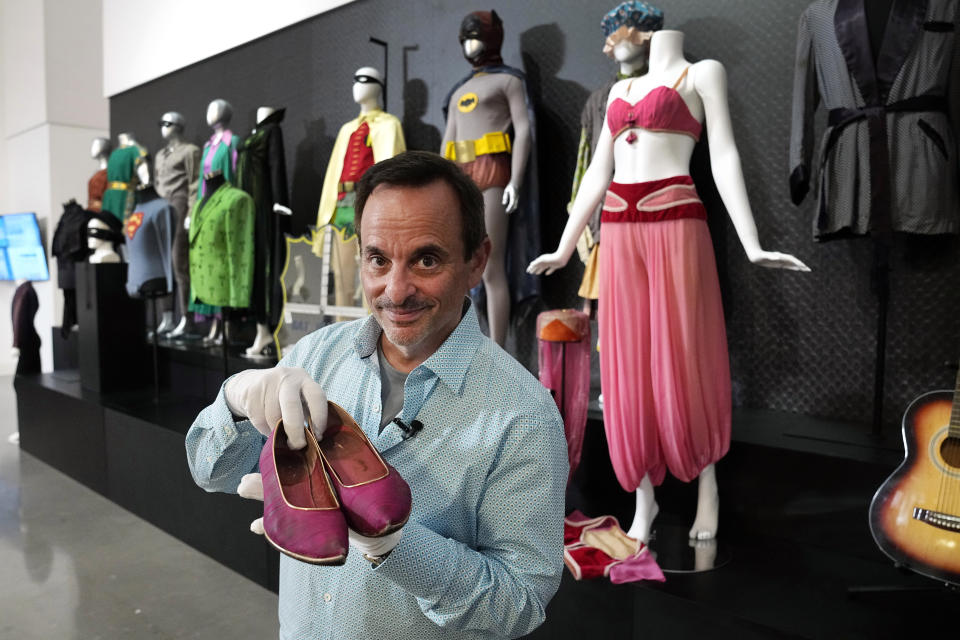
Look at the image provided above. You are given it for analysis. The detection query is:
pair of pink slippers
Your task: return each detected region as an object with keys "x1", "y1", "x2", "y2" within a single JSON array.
[{"x1": 258, "y1": 402, "x2": 411, "y2": 565}]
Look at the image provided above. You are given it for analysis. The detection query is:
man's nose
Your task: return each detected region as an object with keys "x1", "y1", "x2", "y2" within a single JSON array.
[{"x1": 384, "y1": 265, "x2": 416, "y2": 300}]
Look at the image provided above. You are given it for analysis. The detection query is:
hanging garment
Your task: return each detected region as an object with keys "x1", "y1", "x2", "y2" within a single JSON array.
[
  {"x1": 198, "y1": 129, "x2": 240, "y2": 198},
  {"x1": 599, "y1": 177, "x2": 731, "y2": 490},
  {"x1": 125, "y1": 195, "x2": 175, "y2": 297},
  {"x1": 188, "y1": 183, "x2": 255, "y2": 308},
  {"x1": 101, "y1": 144, "x2": 147, "y2": 222},
  {"x1": 237, "y1": 109, "x2": 291, "y2": 328},
  {"x1": 11, "y1": 280, "x2": 40, "y2": 375},
  {"x1": 155, "y1": 139, "x2": 201, "y2": 316},
  {"x1": 87, "y1": 168, "x2": 107, "y2": 212},
  {"x1": 537, "y1": 309, "x2": 591, "y2": 484},
  {"x1": 50, "y1": 200, "x2": 92, "y2": 334},
  {"x1": 789, "y1": 0, "x2": 960, "y2": 240}
]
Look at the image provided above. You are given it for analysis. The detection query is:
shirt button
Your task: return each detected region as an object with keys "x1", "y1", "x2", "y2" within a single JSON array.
[
  {"x1": 373, "y1": 403, "x2": 381, "y2": 412},
  {"x1": 323, "y1": 593, "x2": 332, "y2": 602}
]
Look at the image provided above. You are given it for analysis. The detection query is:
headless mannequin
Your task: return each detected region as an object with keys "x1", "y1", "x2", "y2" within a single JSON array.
[
  {"x1": 117, "y1": 131, "x2": 138, "y2": 150},
  {"x1": 90, "y1": 137, "x2": 110, "y2": 169},
  {"x1": 193, "y1": 171, "x2": 226, "y2": 344},
  {"x1": 442, "y1": 30, "x2": 531, "y2": 346},
  {"x1": 88, "y1": 219, "x2": 121, "y2": 264},
  {"x1": 160, "y1": 112, "x2": 199, "y2": 338},
  {"x1": 529, "y1": 30, "x2": 809, "y2": 544},
  {"x1": 244, "y1": 106, "x2": 292, "y2": 356},
  {"x1": 133, "y1": 162, "x2": 176, "y2": 329}
]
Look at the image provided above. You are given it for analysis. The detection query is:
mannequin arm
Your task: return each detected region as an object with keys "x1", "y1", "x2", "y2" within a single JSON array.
[
  {"x1": 503, "y1": 76, "x2": 531, "y2": 213},
  {"x1": 528, "y1": 123, "x2": 614, "y2": 275},
  {"x1": 697, "y1": 61, "x2": 809, "y2": 272},
  {"x1": 273, "y1": 203, "x2": 292, "y2": 216}
]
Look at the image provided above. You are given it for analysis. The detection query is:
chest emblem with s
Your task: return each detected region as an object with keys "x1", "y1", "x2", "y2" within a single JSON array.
[{"x1": 125, "y1": 212, "x2": 144, "y2": 240}]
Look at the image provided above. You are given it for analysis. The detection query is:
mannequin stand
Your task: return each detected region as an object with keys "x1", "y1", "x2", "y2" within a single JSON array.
[
  {"x1": 145, "y1": 294, "x2": 163, "y2": 404},
  {"x1": 871, "y1": 244, "x2": 890, "y2": 437},
  {"x1": 646, "y1": 525, "x2": 732, "y2": 573}
]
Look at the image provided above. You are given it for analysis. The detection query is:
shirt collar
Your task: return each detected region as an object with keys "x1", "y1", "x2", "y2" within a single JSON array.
[
  {"x1": 357, "y1": 108, "x2": 384, "y2": 125},
  {"x1": 353, "y1": 298, "x2": 483, "y2": 395},
  {"x1": 209, "y1": 129, "x2": 233, "y2": 146}
]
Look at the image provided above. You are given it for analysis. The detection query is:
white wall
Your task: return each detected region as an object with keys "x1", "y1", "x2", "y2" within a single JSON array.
[
  {"x1": 102, "y1": 0, "x2": 355, "y2": 97},
  {"x1": 0, "y1": 0, "x2": 109, "y2": 375}
]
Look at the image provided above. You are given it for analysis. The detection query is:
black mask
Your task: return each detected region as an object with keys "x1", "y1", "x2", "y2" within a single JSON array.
[{"x1": 458, "y1": 10, "x2": 504, "y2": 67}]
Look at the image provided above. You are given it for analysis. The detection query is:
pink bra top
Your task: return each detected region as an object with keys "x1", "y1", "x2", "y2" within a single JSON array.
[{"x1": 607, "y1": 67, "x2": 702, "y2": 142}]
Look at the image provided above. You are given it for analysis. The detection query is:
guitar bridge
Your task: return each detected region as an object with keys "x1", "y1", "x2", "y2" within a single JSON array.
[{"x1": 913, "y1": 507, "x2": 960, "y2": 532}]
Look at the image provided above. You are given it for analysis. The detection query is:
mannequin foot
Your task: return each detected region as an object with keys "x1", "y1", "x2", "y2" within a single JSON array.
[
  {"x1": 245, "y1": 325, "x2": 274, "y2": 356},
  {"x1": 689, "y1": 464, "x2": 719, "y2": 540},
  {"x1": 690, "y1": 538, "x2": 718, "y2": 571},
  {"x1": 626, "y1": 475, "x2": 658, "y2": 546},
  {"x1": 168, "y1": 316, "x2": 197, "y2": 338},
  {"x1": 156, "y1": 311, "x2": 176, "y2": 335}
]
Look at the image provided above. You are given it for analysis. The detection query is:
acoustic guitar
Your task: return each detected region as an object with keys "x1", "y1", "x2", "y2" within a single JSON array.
[{"x1": 869, "y1": 370, "x2": 960, "y2": 586}]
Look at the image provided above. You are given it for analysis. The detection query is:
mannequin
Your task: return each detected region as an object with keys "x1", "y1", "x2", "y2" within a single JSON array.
[
  {"x1": 101, "y1": 132, "x2": 147, "y2": 222},
  {"x1": 127, "y1": 159, "x2": 176, "y2": 340},
  {"x1": 569, "y1": 3, "x2": 663, "y2": 311},
  {"x1": 11, "y1": 278, "x2": 41, "y2": 376},
  {"x1": 442, "y1": 10, "x2": 532, "y2": 346},
  {"x1": 192, "y1": 99, "x2": 239, "y2": 340},
  {"x1": 530, "y1": 30, "x2": 809, "y2": 544},
  {"x1": 315, "y1": 67, "x2": 405, "y2": 312},
  {"x1": 88, "y1": 137, "x2": 111, "y2": 212},
  {"x1": 87, "y1": 217, "x2": 122, "y2": 264},
  {"x1": 155, "y1": 111, "x2": 201, "y2": 338},
  {"x1": 237, "y1": 105, "x2": 292, "y2": 357}
]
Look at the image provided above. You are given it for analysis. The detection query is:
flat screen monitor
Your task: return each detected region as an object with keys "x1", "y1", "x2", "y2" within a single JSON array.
[{"x1": 0, "y1": 212, "x2": 50, "y2": 281}]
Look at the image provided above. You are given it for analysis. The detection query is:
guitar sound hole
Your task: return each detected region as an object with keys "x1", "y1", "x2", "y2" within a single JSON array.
[{"x1": 941, "y1": 437, "x2": 960, "y2": 467}]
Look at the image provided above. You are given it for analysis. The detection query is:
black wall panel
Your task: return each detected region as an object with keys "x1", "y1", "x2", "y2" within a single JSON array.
[{"x1": 110, "y1": 0, "x2": 960, "y2": 429}]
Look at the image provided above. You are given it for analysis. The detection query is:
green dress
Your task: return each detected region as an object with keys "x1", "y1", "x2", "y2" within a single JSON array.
[{"x1": 102, "y1": 144, "x2": 147, "y2": 222}]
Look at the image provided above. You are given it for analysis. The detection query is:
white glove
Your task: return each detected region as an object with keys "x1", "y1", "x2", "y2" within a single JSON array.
[
  {"x1": 238, "y1": 472, "x2": 403, "y2": 557},
  {"x1": 224, "y1": 367, "x2": 328, "y2": 450}
]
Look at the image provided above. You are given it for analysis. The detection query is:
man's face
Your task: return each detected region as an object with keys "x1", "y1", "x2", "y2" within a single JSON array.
[{"x1": 360, "y1": 180, "x2": 489, "y2": 367}]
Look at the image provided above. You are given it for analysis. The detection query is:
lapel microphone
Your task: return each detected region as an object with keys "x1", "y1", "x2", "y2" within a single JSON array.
[{"x1": 392, "y1": 418, "x2": 424, "y2": 440}]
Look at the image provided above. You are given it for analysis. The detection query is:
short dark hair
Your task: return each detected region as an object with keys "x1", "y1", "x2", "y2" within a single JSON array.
[{"x1": 354, "y1": 150, "x2": 486, "y2": 259}]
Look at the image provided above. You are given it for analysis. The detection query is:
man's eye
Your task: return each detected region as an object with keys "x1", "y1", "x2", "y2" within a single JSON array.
[
  {"x1": 419, "y1": 255, "x2": 438, "y2": 268},
  {"x1": 369, "y1": 256, "x2": 387, "y2": 268}
]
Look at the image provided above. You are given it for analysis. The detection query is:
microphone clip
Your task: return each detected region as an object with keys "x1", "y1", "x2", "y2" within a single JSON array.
[{"x1": 392, "y1": 418, "x2": 424, "y2": 440}]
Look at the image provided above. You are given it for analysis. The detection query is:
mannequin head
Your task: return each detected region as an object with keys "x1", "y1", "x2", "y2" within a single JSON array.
[
  {"x1": 256, "y1": 106, "x2": 277, "y2": 124},
  {"x1": 352, "y1": 67, "x2": 384, "y2": 111},
  {"x1": 206, "y1": 99, "x2": 233, "y2": 129},
  {"x1": 87, "y1": 213, "x2": 123, "y2": 262},
  {"x1": 601, "y1": 1, "x2": 663, "y2": 59},
  {"x1": 159, "y1": 111, "x2": 185, "y2": 142},
  {"x1": 90, "y1": 137, "x2": 111, "y2": 160},
  {"x1": 458, "y1": 10, "x2": 504, "y2": 67},
  {"x1": 117, "y1": 132, "x2": 137, "y2": 147}
]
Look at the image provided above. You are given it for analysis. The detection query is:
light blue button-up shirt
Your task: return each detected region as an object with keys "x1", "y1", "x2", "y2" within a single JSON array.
[{"x1": 185, "y1": 302, "x2": 567, "y2": 639}]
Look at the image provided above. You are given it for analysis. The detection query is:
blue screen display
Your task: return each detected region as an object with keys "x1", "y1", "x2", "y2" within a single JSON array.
[{"x1": 0, "y1": 213, "x2": 50, "y2": 281}]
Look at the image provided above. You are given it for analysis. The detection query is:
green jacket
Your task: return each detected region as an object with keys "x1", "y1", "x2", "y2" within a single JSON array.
[{"x1": 188, "y1": 183, "x2": 255, "y2": 308}]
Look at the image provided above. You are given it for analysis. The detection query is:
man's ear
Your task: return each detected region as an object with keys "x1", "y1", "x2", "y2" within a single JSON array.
[{"x1": 468, "y1": 236, "x2": 492, "y2": 288}]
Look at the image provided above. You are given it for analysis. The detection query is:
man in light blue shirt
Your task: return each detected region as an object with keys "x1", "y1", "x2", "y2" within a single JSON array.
[{"x1": 185, "y1": 150, "x2": 567, "y2": 639}]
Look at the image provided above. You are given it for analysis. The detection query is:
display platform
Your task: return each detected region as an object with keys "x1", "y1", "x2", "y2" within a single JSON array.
[{"x1": 18, "y1": 365, "x2": 956, "y2": 639}]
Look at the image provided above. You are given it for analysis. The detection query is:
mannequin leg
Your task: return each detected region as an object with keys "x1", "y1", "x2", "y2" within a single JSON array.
[
  {"x1": 482, "y1": 188, "x2": 509, "y2": 346},
  {"x1": 689, "y1": 463, "x2": 719, "y2": 540},
  {"x1": 168, "y1": 313, "x2": 196, "y2": 337},
  {"x1": 203, "y1": 317, "x2": 222, "y2": 345},
  {"x1": 626, "y1": 474, "x2": 658, "y2": 545},
  {"x1": 156, "y1": 310, "x2": 175, "y2": 334},
  {"x1": 246, "y1": 323, "x2": 274, "y2": 355}
]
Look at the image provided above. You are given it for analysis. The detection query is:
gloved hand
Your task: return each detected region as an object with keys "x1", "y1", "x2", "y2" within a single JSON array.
[
  {"x1": 224, "y1": 367, "x2": 327, "y2": 450},
  {"x1": 238, "y1": 472, "x2": 403, "y2": 557}
]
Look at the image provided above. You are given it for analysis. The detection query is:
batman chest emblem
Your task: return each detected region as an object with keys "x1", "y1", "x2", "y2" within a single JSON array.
[{"x1": 458, "y1": 92, "x2": 480, "y2": 113}]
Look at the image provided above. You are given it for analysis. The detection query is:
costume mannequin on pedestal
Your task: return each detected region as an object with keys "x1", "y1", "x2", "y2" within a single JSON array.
[
  {"x1": 237, "y1": 106, "x2": 292, "y2": 356},
  {"x1": 192, "y1": 99, "x2": 240, "y2": 343},
  {"x1": 569, "y1": 3, "x2": 662, "y2": 310},
  {"x1": 155, "y1": 111, "x2": 201, "y2": 338},
  {"x1": 126, "y1": 159, "x2": 176, "y2": 338},
  {"x1": 102, "y1": 132, "x2": 147, "y2": 223},
  {"x1": 88, "y1": 137, "x2": 111, "y2": 212},
  {"x1": 315, "y1": 67, "x2": 405, "y2": 311},
  {"x1": 442, "y1": 10, "x2": 534, "y2": 346},
  {"x1": 529, "y1": 30, "x2": 809, "y2": 544},
  {"x1": 87, "y1": 212, "x2": 124, "y2": 264}
]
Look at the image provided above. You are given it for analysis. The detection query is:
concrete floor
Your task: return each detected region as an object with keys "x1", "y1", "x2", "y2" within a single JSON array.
[{"x1": 0, "y1": 376, "x2": 280, "y2": 639}]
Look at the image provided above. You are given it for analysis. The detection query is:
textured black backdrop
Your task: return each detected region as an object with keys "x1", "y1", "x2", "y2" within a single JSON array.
[{"x1": 110, "y1": 0, "x2": 960, "y2": 430}]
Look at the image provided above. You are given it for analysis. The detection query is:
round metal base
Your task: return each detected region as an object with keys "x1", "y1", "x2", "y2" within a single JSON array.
[{"x1": 647, "y1": 524, "x2": 732, "y2": 573}]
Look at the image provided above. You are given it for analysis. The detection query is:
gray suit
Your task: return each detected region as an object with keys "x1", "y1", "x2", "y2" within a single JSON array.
[{"x1": 790, "y1": 0, "x2": 960, "y2": 241}]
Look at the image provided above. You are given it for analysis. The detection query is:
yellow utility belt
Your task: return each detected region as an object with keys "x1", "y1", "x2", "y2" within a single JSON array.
[
  {"x1": 108, "y1": 181, "x2": 130, "y2": 190},
  {"x1": 444, "y1": 132, "x2": 511, "y2": 163}
]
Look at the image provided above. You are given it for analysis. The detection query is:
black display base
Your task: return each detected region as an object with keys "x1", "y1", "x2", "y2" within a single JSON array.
[{"x1": 647, "y1": 525, "x2": 732, "y2": 574}]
